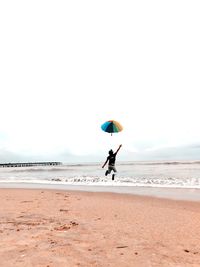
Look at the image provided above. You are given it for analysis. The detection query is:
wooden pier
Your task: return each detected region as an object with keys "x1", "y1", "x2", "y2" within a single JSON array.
[{"x1": 0, "y1": 162, "x2": 62, "y2": 168}]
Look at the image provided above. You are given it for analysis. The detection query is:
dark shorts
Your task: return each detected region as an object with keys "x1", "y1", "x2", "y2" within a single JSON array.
[{"x1": 107, "y1": 165, "x2": 117, "y2": 174}]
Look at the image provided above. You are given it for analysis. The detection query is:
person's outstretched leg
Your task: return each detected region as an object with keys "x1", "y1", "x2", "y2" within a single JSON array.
[
  {"x1": 105, "y1": 168, "x2": 111, "y2": 176},
  {"x1": 111, "y1": 166, "x2": 117, "y2": 180}
]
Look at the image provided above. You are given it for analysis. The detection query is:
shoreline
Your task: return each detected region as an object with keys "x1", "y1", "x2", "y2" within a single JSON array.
[{"x1": 1, "y1": 182, "x2": 200, "y2": 201}]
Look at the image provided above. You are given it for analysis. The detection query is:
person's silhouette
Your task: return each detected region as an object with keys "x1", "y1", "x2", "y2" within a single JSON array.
[{"x1": 102, "y1": 144, "x2": 122, "y2": 180}]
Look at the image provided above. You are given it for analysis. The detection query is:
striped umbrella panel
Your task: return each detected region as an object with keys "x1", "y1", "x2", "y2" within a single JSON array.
[{"x1": 101, "y1": 120, "x2": 123, "y2": 133}]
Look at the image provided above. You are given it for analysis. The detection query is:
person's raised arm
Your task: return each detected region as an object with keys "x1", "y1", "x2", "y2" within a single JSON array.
[
  {"x1": 115, "y1": 144, "x2": 122, "y2": 155},
  {"x1": 102, "y1": 158, "x2": 108, "y2": 168}
]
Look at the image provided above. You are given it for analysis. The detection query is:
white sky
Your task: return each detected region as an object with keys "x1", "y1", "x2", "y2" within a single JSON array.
[{"x1": 0, "y1": 0, "x2": 200, "y2": 162}]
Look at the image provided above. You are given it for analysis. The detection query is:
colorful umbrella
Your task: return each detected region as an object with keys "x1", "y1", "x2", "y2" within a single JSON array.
[{"x1": 101, "y1": 120, "x2": 123, "y2": 136}]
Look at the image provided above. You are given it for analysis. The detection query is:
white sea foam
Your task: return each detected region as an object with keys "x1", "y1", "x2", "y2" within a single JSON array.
[{"x1": 0, "y1": 161, "x2": 200, "y2": 189}]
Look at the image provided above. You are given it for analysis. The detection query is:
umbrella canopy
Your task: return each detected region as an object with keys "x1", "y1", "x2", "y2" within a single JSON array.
[{"x1": 101, "y1": 120, "x2": 123, "y2": 135}]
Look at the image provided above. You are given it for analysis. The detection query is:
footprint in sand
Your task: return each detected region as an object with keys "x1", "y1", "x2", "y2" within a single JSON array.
[
  {"x1": 48, "y1": 238, "x2": 57, "y2": 245},
  {"x1": 116, "y1": 246, "x2": 128, "y2": 249},
  {"x1": 70, "y1": 221, "x2": 79, "y2": 226},
  {"x1": 184, "y1": 249, "x2": 198, "y2": 255},
  {"x1": 59, "y1": 209, "x2": 68, "y2": 213},
  {"x1": 54, "y1": 221, "x2": 78, "y2": 231},
  {"x1": 54, "y1": 224, "x2": 71, "y2": 231}
]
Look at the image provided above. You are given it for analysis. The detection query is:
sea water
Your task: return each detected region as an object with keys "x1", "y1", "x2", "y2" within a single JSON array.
[{"x1": 0, "y1": 160, "x2": 200, "y2": 189}]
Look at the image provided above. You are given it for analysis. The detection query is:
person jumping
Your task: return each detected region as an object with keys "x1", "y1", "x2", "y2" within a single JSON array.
[{"x1": 102, "y1": 144, "x2": 122, "y2": 180}]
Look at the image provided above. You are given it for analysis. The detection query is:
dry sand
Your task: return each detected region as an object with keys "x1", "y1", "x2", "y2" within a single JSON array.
[{"x1": 1, "y1": 188, "x2": 200, "y2": 267}]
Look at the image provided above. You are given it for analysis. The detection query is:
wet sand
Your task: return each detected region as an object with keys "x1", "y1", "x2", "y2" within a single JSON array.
[
  {"x1": 1, "y1": 182, "x2": 200, "y2": 201},
  {"x1": 1, "y1": 188, "x2": 200, "y2": 266}
]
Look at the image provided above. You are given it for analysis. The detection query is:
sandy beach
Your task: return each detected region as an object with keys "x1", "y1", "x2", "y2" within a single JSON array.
[{"x1": 1, "y1": 189, "x2": 200, "y2": 267}]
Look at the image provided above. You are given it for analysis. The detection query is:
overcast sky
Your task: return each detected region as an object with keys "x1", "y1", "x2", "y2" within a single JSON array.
[{"x1": 0, "y1": 0, "x2": 200, "y2": 163}]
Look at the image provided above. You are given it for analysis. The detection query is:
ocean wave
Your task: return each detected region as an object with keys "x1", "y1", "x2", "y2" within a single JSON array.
[
  {"x1": 1, "y1": 160, "x2": 200, "y2": 189},
  {"x1": 7, "y1": 167, "x2": 77, "y2": 173},
  {"x1": 1, "y1": 177, "x2": 200, "y2": 190},
  {"x1": 48, "y1": 175, "x2": 200, "y2": 188},
  {"x1": 119, "y1": 161, "x2": 200, "y2": 166}
]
